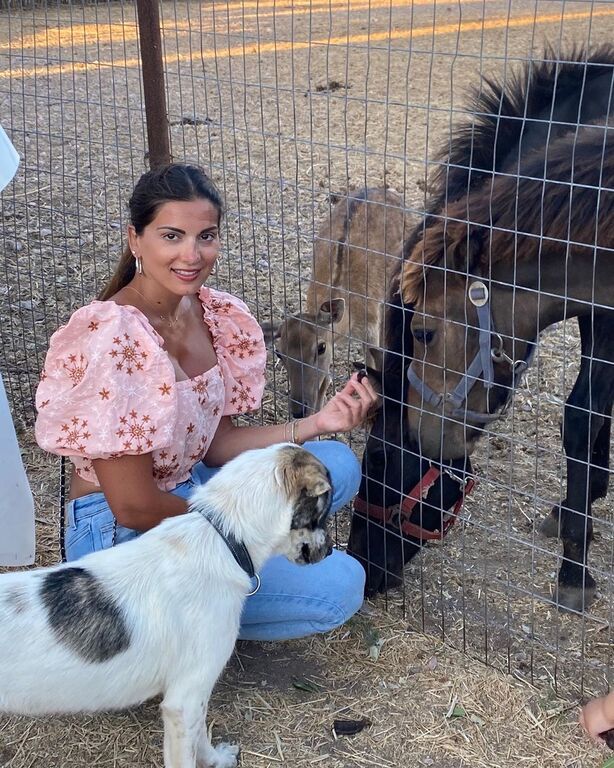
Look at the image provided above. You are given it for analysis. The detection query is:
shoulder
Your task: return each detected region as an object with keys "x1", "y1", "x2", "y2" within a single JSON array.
[
  {"x1": 36, "y1": 301, "x2": 177, "y2": 457},
  {"x1": 199, "y1": 286, "x2": 264, "y2": 357},
  {"x1": 198, "y1": 286, "x2": 254, "y2": 320},
  {"x1": 38, "y1": 300, "x2": 174, "y2": 394},
  {"x1": 198, "y1": 287, "x2": 267, "y2": 415},
  {"x1": 51, "y1": 300, "x2": 163, "y2": 349}
]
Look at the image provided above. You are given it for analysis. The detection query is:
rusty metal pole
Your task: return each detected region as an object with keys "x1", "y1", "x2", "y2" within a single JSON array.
[{"x1": 135, "y1": 0, "x2": 171, "y2": 168}]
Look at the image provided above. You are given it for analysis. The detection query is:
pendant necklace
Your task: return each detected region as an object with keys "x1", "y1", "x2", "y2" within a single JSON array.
[{"x1": 126, "y1": 285, "x2": 184, "y2": 327}]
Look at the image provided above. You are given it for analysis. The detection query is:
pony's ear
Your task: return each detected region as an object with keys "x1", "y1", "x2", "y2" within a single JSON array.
[
  {"x1": 445, "y1": 225, "x2": 483, "y2": 275},
  {"x1": 260, "y1": 320, "x2": 281, "y2": 345},
  {"x1": 317, "y1": 297, "x2": 345, "y2": 325}
]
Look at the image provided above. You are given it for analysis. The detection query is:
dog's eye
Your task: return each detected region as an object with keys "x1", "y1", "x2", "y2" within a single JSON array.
[{"x1": 317, "y1": 341, "x2": 326, "y2": 355}]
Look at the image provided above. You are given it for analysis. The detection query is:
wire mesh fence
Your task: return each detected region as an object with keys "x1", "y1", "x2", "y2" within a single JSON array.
[{"x1": 2, "y1": 0, "x2": 614, "y2": 712}]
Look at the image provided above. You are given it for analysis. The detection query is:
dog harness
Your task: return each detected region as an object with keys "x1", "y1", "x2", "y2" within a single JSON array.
[
  {"x1": 196, "y1": 505, "x2": 261, "y2": 595},
  {"x1": 354, "y1": 464, "x2": 475, "y2": 541}
]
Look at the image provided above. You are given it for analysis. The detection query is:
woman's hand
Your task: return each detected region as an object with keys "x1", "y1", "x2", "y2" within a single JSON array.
[
  {"x1": 580, "y1": 694, "x2": 614, "y2": 743},
  {"x1": 310, "y1": 371, "x2": 378, "y2": 435}
]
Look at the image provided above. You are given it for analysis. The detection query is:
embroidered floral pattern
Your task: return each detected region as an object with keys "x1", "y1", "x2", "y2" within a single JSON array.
[
  {"x1": 114, "y1": 410, "x2": 156, "y2": 453},
  {"x1": 35, "y1": 289, "x2": 266, "y2": 492},
  {"x1": 109, "y1": 333, "x2": 148, "y2": 374},
  {"x1": 63, "y1": 353, "x2": 88, "y2": 388},
  {"x1": 189, "y1": 434, "x2": 208, "y2": 463},
  {"x1": 153, "y1": 450, "x2": 181, "y2": 481},
  {"x1": 57, "y1": 417, "x2": 91, "y2": 452},
  {"x1": 229, "y1": 381, "x2": 257, "y2": 413},
  {"x1": 226, "y1": 330, "x2": 259, "y2": 360},
  {"x1": 207, "y1": 297, "x2": 233, "y2": 315},
  {"x1": 192, "y1": 376, "x2": 209, "y2": 406}
]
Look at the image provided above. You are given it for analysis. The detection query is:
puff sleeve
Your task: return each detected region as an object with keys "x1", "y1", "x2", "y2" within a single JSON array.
[
  {"x1": 35, "y1": 301, "x2": 178, "y2": 460},
  {"x1": 200, "y1": 287, "x2": 266, "y2": 416}
]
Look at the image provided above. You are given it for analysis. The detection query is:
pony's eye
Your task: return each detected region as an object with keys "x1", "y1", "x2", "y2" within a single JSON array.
[
  {"x1": 274, "y1": 349, "x2": 284, "y2": 360},
  {"x1": 412, "y1": 328, "x2": 435, "y2": 346},
  {"x1": 317, "y1": 342, "x2": 327, "y2": 355}
]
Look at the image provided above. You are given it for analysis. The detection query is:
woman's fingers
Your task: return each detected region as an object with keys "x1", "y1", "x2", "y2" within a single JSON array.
[{"x1": 345, "y1": 374, "x2": 378, "y2": 411}]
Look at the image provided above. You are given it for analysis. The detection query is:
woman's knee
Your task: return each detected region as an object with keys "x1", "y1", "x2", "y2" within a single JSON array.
[
  {"x1": 238, "y1": 550, "x2": 365, "y2": 641},
  {"x1": 302, "y1": 440, "x2": 361, "y2": 511},
  {"x1": 330, "y1": 549, "x2": 365, "y2": 624}
]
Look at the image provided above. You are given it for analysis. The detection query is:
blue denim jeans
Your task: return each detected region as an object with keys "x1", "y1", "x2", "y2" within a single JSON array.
[{"x1": 64, "y1": 440, "x2": 365, "y2": 641}]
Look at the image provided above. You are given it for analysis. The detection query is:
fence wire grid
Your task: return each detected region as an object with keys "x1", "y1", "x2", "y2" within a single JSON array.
[{"x1": 2, "y1": 0, "x2": 614, "y2": 719}]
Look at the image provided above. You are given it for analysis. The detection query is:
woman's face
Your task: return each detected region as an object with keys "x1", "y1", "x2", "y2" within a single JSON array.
[{"x1": 129, "y1": 198, "x2": 221, "y2": 295}]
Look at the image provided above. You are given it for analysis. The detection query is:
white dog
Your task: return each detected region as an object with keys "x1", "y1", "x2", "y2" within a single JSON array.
[{"x1": 0, "y1": 443, "x2": 333, "y2": 768}]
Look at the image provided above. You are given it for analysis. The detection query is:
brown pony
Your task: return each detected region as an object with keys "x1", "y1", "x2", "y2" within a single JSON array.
[{"x1": 400, "y1": 47, "x2": 614, "y2": 613}]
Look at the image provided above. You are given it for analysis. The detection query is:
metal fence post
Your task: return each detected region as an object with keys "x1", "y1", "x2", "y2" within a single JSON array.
[{"x1": 135, "y1": 0, "x2": 171, "y2": 168}]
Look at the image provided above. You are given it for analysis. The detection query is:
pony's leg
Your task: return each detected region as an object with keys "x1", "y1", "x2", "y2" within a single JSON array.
[
  {"x1": 589, "y1": 407, "x2": 612, "y2": 502},
  {"x1": 541, "y1": 314, "x2": 614, "y2": 538},
  {"x1": 541, "y1": 413, "x2": 612, "y2": 538},
  {"x1": 556, "y1": 315, "x2": 614, "y2": 613}
]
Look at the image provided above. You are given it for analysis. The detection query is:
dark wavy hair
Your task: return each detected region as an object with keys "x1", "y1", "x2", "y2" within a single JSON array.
[{"x1": 99, "y1": 163, "x2": 224, "y2": 300}]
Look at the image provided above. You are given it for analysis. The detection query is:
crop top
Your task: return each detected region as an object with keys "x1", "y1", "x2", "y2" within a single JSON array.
[{"x1": 35, "y1": 286, "x2": 266, "y2": 491}]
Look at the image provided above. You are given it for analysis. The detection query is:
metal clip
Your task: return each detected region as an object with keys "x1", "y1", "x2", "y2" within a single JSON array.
[{"x1": 246, "y1": 573, "x2": 261, "y2": 596}]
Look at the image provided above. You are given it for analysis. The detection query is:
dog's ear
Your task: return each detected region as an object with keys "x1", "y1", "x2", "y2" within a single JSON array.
[
  {"x1": 274, "y1": 446, "x2": 331, "y2": 498},
  {"x1": 309, "y1": 475, "x2": 332, "y2": 497}
]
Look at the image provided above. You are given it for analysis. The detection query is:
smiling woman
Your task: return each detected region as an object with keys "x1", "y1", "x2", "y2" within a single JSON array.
[{"x1": 34, "y1": 162, "x2": 378, "y2": 642}]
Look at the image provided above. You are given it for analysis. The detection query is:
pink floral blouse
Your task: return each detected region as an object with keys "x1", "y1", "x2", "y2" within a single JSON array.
[{"x1": 35, "y1": 287, "x2": 266, "y2": 491}]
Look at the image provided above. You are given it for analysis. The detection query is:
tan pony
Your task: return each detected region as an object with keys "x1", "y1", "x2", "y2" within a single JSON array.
[{"x1": 264, "y1": 187, "x2": 410, "y2": 418}]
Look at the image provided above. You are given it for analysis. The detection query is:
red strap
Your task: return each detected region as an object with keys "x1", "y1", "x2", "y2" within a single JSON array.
[{"x1": 353, "y1": 470, "x2": 476, "y2": 542}]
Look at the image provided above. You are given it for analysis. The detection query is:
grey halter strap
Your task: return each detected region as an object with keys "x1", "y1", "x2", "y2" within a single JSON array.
[
  {"x1": 407, "y1": 282, "x2": 535, "y2": 425},
  {"x1": 195, "y1": 505, "x2": 261, "y2": 596}
]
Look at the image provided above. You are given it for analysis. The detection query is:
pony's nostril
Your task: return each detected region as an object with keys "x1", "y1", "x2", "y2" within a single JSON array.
[{"x1": 291, "y1": 405, "x2": 306, "y2": 419}]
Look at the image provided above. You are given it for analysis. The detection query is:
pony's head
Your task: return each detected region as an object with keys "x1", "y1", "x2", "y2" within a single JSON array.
[
  {"x1": 401, "y1": 214, "x2": 534, "y2": 460},
  {"x1": 261, "y1": 300, "x2": 344, "y2": 418}
]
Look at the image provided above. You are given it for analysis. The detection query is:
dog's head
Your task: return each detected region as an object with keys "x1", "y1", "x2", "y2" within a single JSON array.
[{"x1": 273, "y1": 445, "x2": 333, "y2": 565}]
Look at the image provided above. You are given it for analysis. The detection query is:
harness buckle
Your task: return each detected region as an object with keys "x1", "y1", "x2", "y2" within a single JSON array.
[{"x1": 468, "y1": 281, "x2": 489, "y2": 307}]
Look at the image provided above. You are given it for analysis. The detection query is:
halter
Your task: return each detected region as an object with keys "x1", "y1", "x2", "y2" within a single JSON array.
[
  {"x1": 354, "y1": 463, "x2": 475, "y2": 542},
  {"x1": 407, "y1": 280, "x2": 535, "y2": 425}
]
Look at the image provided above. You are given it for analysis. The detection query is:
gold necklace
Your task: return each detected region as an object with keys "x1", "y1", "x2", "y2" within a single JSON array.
[{"x1": 126, "y1": 285, "x2": 184, "y2": 327}]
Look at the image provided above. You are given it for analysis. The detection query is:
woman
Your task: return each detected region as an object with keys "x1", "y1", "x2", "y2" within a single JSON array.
[{"x1": 35, "y1": 162, "x2": 377, "y2": 641}]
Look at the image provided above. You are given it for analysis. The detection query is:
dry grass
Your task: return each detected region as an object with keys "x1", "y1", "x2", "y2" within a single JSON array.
[{"x1": 1, "y1": 437, "x2": 609, "y2": 768}]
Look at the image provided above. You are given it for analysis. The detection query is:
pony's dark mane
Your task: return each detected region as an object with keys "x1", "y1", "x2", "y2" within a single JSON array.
[
  {"x1": 384, "y1": 44, "x2": 614, "y2": 360},
  {"x1": 430, "y1": 44, "x2": 614, "y2": 208},
  {"x1": 401, "y1": 123, "x2": 614, "y2": 304}
]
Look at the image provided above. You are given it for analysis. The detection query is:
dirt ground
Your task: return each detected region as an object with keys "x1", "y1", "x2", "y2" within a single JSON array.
[{"x1": 3, "y1": 1, "x2": 614, "y2": 766}]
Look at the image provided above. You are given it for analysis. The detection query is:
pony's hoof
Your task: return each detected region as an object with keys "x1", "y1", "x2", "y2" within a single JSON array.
[
  {"x1": 555, "y1": 583, "x2": 597, "y2": 614},
  {"x1": 539, "y1": 510, "x2": 561, "y2": 539}
]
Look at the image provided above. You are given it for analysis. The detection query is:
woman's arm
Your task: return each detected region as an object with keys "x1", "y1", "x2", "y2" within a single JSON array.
[
  {"x1": 205, "y1": 371, "x2": 378, "y2": 466},
  {"x1": 92, "y1": 453, "x2": 188, "y2": 531}
]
